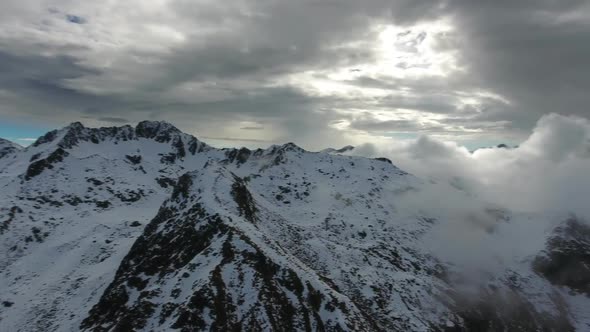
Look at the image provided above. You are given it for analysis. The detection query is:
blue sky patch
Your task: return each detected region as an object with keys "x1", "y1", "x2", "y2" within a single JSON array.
[{"x1": 0, "y1": 122, "x2": 49, "y2": 146}]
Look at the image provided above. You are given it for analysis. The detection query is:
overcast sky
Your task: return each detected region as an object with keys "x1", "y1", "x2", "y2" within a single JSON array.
[{"x1": 1, "y1": 0, "x2": 589, "y2": 149}]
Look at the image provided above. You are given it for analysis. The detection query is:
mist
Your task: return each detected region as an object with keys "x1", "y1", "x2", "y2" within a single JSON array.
[
  {"x1": 346, "y1": 113, "x2": 590, "y2": 287},
  {"x1": 350, "y1": 113, "x2": 590, "y2": 219}
]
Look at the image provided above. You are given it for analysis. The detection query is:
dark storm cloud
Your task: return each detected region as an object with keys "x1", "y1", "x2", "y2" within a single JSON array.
[
  {"x1": 340, "y1": 0, "x2": 590, "y2": 133},
  {"x1": 442, "y1": 0, "x2": 590, "y2": 129},
  {"x1": 0, "y1": 0, "x2": 589, "y2": 148},
  {"x1": 0, "y1": 51, "x2": 118, "y2": 120},
  {"x1": 0, "y1": 0, "x2": 437, "y2": 138},
  {"x1": 0, "y1": 51, "x2": 99, "y2": 90},
  {"x1": 114, "y1": 0, "x2": 444, "y2": 94}
]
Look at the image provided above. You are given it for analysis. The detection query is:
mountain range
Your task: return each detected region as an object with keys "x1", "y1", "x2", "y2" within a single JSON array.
[{"x1": 0, "y1": 121, "x2": 588, "y2": 331}]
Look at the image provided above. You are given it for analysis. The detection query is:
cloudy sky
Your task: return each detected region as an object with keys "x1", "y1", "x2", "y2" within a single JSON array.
[{"x1": 1, "y1": 0, "x2": 589, "y2": 149}]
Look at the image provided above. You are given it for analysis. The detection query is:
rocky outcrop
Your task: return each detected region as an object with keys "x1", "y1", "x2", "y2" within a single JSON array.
[
  {"x1": 25, "y1": 148, "x2": 69, "y2": 180},
  {"x1": 81, "y1": 167, "x2": 374, "y2": 331},
  {"x1": 533, "y1": 216, "x2": 590, "y2": 296},
  {"x1": 2, "y1": 121, "x2": 589, "y2": 331}
]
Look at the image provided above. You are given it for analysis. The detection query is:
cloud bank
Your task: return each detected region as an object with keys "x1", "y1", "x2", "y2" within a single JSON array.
[{"x1": 350, "y1": 113, "x2": 590, "y2": 218}]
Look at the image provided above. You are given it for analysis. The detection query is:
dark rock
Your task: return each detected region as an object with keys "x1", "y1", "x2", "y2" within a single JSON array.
[
  {"x1": 115, "y1": 189, "x2": 144, "y2": 203},
  {"x1": 225, "y1": 147, "x2": 252, "y2": 165},
  {"x1": 125, "y1": 155, "x2": 142, "y2": 165},
  {"x1": 32, "y1": 129, "x2": 59, "y2": 147},
  {"x1": 172, "y1": 137, "x2": 185, "y2": 159},
  {"x1": 443, "y1": 287, "x2": 574, "y2": 332},
  {"x1": 25, "y1": 148, "x2": 69, "y2": 180},
  {"x1": 533, "y1": 216, "x2": 590, "y2": 296},
  {"x1": 374, "y1": 157, "x2": 392, "y2": 164},
  {"x1": 187, "y1": 137, "x2": 206, "y2": 155},
  {"x1": 156, "y1": 177, "x2": 176, "y2": 189},
  {"x1": 86, "y1": 178, "x2": 104, "y2": 186},
  {"x1": 135, "y1": 121, "x2": 181, "y2": 143},
  {"x1": 230, "y1": 176, "x2": 257, "y2": 223},
  {"x1": 1, "y1": 206, "x2": 22, "y2": 234},
  {"x1": 172, "y1": 174, "x2": 193, "y2": 200},
  {"x1": 95, "y1": 201, "x2": 111, "y2": 209}
]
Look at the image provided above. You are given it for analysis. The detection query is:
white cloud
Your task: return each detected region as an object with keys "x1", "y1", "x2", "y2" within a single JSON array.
[
  {"x1": 341, "y1": 113, "x2": 590, "y2": 283},
  {"x1": 349, "y1": 113, "x2": 590, "y2": 218}
]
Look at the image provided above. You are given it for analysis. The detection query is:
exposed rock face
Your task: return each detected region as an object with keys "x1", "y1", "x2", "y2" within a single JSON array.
[
  {"x1": 443, "y1": 287, "x2": 574, "y2": 332},
  {"x1": 135, "y1": 120, "x2": 181, "y2": 142},
  {"x1": 533, "y1": 217, "x2": 590, "y2": 296},
  {"x1": 29, "y1": 121, "x2": 205, "y2": 157},
  {"x1": 25, "y1": 148, "x2": 69, "y2": 180},
  {"x1": 1, "y1": 122, "x2": 589, "y2": 331},
  {"x1": 81, "y1": 167, "x2": 375, "y2": 331},
  {"x1": 32, "y1": 122, "x2": 134, "y2": 149}
]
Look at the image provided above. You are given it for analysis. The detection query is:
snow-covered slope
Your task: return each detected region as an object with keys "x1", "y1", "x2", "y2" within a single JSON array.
[
  {"x1": 0, "y1": 138, "x2": 21, "y2": 159},
  {"x1": 0, "y1": 122, "x2": 588, "y2": 331}
]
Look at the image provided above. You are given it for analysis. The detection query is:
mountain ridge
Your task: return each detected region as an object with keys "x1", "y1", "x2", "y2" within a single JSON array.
[{"x1": 1, "y1": 121, "x2": 588, "y2": 331}]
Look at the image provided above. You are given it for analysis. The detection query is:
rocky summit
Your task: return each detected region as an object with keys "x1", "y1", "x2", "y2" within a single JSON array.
[{"x1": 0, "y1": 122, "x2": 588, "y2": 331}]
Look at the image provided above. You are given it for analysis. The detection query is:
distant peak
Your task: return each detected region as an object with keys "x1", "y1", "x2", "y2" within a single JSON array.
[
  {"x1": 30, "y1": 122, "x2": 86, "y2": 148},
  {"x1": 65, "y1": 122, "x2": 85, "y2": 130},
  {"x1": 281, "y1": 142, "x2": 304, "y2": 151},
  {"x1": 136, "y1": 120, "x2": 180, "y2": 132},
  {"x1": 135, "y1": 121, "x2": 182, "y2": 142},
  {"x1": 26, "y1": 121, "x2": 193, "y2": 151}
]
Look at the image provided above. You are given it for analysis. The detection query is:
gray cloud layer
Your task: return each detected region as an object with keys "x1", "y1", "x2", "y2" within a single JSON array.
[{"x1": 0, "y1": 0, "x2": 588, "y2": 149}]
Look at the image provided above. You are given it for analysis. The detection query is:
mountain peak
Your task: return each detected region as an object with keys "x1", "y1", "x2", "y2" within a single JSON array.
[
  {"x1": 65, "y1": 121, "x2": 85, "y2": 130},
  {"x1": 0, "y1": 138, "x2": 22, "y2": 159},
  {"x1": 135, "y1": 120, "x2": 180, "y2": 133},
  {"x1": 135, "y1": 121, "x2": 182, "y2": 143},
  {"x1": 28, "y1": 121, "x2": 188, "y2": 150},
  {"x1": 266, "y1": 142, "x2": 305, "y2": 154},
  {"x1": 280, "y1": 142, "x2": 304, "y2": 152},
  {"x1": 30, "y1": 122, "x2": 89, "y2": 148}
]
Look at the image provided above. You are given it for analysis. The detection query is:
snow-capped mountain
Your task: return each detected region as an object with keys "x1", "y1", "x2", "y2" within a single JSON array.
[{"x1": 0, "y1": 122, "x2": 588, "y2": 331}]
